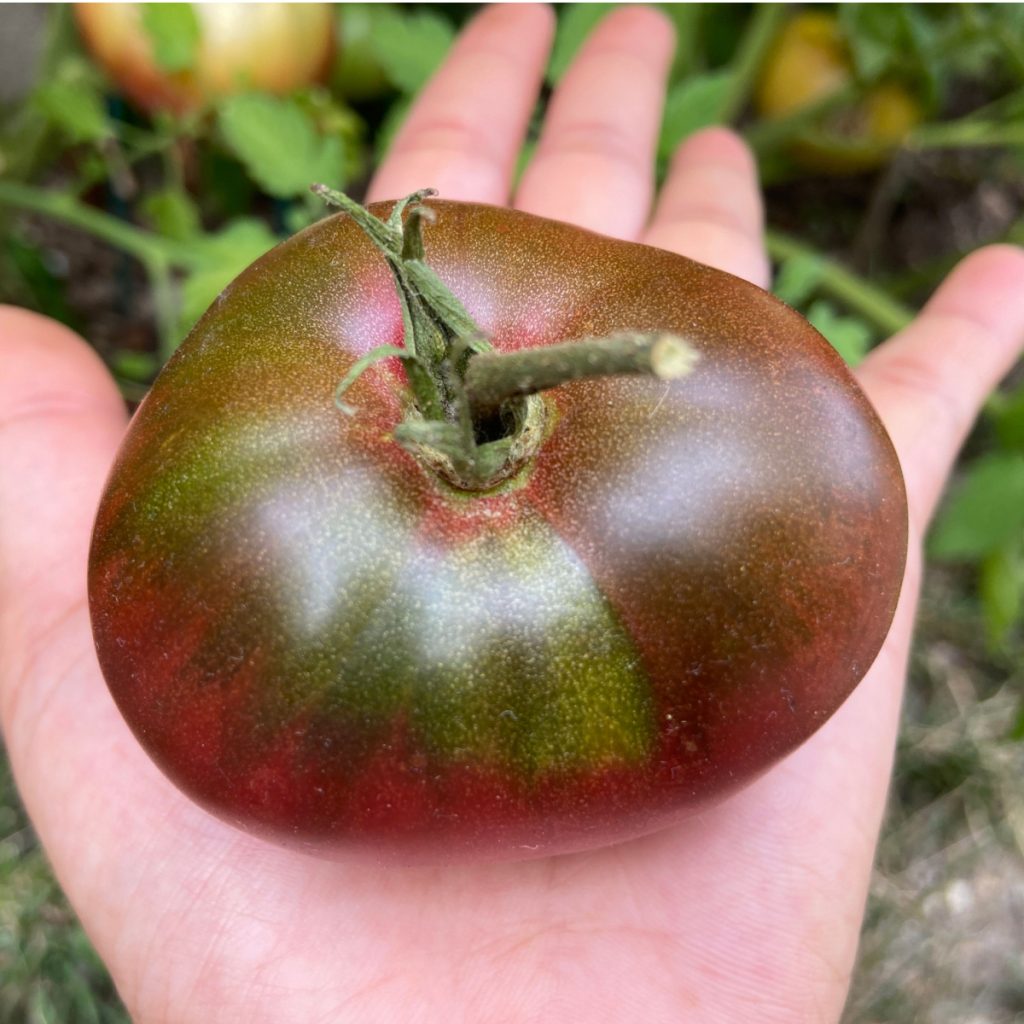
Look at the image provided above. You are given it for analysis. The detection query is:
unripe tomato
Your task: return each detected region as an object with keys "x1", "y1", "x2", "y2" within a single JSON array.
[
  {"x1": 74, "y1": 2, "x2": 334, "y2": 115},
  {"x1": 755, "y1": 13, "x2": 921, "y2": 174},
  {"x1": 88, "y1": 200, "x2": 907, "y2": 862}
]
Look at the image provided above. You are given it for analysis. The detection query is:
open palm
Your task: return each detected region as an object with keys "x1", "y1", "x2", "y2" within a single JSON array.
[{"x1": 3, "y1": 8, "x2": 1023, "y2": 1022}]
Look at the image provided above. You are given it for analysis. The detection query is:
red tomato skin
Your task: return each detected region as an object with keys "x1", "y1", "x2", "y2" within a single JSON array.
[{"x1": 88, "y1": 201, "x2": 907, "y2": 862}]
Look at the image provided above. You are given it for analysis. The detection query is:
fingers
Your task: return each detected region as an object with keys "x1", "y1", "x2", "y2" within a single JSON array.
[
  {"x1": 645, "y1": 127, "x2": 770, "y2": 288},
  {"x1": 857, "y1": 245, "x2": 1024, "y2": 535},
  {"x1": 367, "y1": 4, "x2": 554, "y2": 205},
  {"x1": 0, "y1": 307, "x2": 126, "y2": 749},
  {"x1": 0, "y1": 307, "x2": 126, "y2": 645},
  {"x1": 515, "y1": 6, "x2": 674, "y2": 238},
  {"x1": 0, "y1": 307, "x2": 186, "y2": 993}
]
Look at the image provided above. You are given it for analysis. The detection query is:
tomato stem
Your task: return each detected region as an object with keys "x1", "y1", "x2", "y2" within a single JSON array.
[
  {"x1": 463, "y1": 332, "x2": 699, "y2": 420},
  {"x1": 313, "y1": 185, "x2": 700, "y2": 491}
]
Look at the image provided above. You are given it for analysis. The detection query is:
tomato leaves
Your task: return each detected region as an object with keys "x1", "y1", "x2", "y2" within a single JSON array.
[
  {"x1": 930, "y1": 455, "x2": 1024, "y2": 561},
  {"x1": 217, "y1": 94, "x2": 346, "y2": 200}
]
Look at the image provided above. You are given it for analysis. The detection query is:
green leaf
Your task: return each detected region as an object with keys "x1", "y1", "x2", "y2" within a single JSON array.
[
  {"x1": 979, "y1": 539, "x2": 1024, "y2": 647},
  {"x1": 140, "y1": 3, "x2": 200, "y2": 73},
  {"x1": 773, "y1": 252, "x2": 825, "y2": 308},
  {"x1": 33, "y1": 78, "x2": 109, "y2": 143},
  {"x1": 139, "y1": 187, "x2": 200, "y2": 241},
  {"x1": 930, "y1": 453, "x2": 1024, "y2": 560},
  {"x1": 217, "y1": 94, "x2": 345, "y2": 198},
  {"x1": 2, "y1": 232, "x2": 73, "y2": 325},
  {"x1": 839, "y1": 5, "x2": 906, "y2": 81},
  {"x1": 660, "y1": 3, "x2": 704, "y2": 82},
  {"x1": 805, "y1": 300, "x2": 872, "y2": 366},
  {"x1": 283, "y1": 201, "x2": 318, "y2": 236},
  {"x1": 839, "y1": 4, "x2": 943, "y2": 110},
  {"x1": 291, "y1": 88, "x2": 368, "y2": 183},
  {"x1": 993, "y1": 384, "x2": 1024, "y2": 453},
  {"x1": 658, "y1": 71, "x2": 732, "y2": 161},
  {"x1": 111, "y1": 350, "x2": 160, "y2": 383},
  {"x1": 331, "y1": 2, "x2": 396, "y2": 100},
  {"x1": 547, "y1": 4, "x2": 615, "y2": 84},
  {"x1": 0, "y1": 98, "x2": 51, "y2": 180},
  {"x1": 1011, "y1": 700, "x2": 1024, "y2": 742},
  {"x1": 901, "y1": 6, "x2": 943, "y2": 110},
  {"x1": 178, "y1": 218, "x2": 278, "y2": 336},
  {"x1": 368, "y1": 9, "x2": 454, "y2": 94}
]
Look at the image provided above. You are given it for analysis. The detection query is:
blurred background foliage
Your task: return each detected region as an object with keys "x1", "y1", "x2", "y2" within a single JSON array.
[{"x1": 1, "y1": 3, "x2": 1023, "y2": 1022}]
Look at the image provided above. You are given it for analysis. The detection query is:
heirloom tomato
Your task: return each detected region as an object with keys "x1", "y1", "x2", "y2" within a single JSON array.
[
  {"x1": 74, "y1": 2, "x2": 334, "y2": 115},
  {"x1": 88, "y1": 195, "x2": 907, "y2": 862}
]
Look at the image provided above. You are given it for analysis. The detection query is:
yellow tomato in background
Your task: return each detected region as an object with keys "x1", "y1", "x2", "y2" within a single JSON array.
[
  {"x1": 74, "y1": 3, "x2": 334, "y2": 115},
  {"x1": 755, "y1": 12, "x2": 922, "y2": 174}
]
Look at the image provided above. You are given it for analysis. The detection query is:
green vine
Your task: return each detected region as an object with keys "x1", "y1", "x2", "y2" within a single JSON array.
[{"x1": 766, "y1": 229, "x2": 915, "y2": 336}]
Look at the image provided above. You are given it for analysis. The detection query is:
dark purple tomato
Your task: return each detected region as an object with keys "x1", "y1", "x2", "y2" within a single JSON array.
[{"x1": 88, "y1": 200, "x2": 907, "y2": 862}]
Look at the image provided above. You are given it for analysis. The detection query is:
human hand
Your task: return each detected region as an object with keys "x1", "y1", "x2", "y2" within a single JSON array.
[{"x1": 2, "y1": 6, "x2": 1023, "y2": 1022}]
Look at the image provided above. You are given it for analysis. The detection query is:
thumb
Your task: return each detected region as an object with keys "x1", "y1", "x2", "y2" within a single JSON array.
[{"x1": 0, "y1": 305, "x2": 126, "y2": 755}]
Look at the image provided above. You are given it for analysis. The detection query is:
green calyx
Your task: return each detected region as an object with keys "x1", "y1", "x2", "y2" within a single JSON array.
[{"x1": 313, "y1": 185, "x2": 700, "y2": 492}]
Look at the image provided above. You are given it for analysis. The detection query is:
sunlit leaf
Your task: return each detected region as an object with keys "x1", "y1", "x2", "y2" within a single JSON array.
[
  {"x1": 368, "y1": 9, "x2": 454, "y2": 94},
  {"x1": 217, "y1": 94, "x2": 345, "y2": 198}
]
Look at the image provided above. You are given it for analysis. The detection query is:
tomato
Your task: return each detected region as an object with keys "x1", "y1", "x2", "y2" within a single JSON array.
[
  {"x1": 88, "y1": 198, "x2": 907, "y2": 862},
  {"x1": 74, "y1": 2, "x2": 334, "y2": 115},
  {"x1": 755, "y1": 13, "x2": 921, "y2": 174}
]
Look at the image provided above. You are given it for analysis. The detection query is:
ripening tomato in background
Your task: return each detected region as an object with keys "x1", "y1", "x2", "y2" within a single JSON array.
[
  {"x1": 756, "y1": 12, "x2": 922, "y2": 174},
  {"x1": 74, "y1": 2, "x2": 334, "y2": 115},
  {"x1": 88, "y1": 200, "x2": 907, "y2": 862}
]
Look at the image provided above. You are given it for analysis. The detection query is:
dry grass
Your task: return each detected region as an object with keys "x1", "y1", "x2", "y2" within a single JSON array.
[
  {"x1": 844, "y1": 569, "x2": 1024, "y2": 1024},
  {"x1": 0, "y1": 755, "x2": 128, "y2": 1023}
]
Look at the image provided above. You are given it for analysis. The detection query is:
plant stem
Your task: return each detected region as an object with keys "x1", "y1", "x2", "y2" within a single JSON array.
[
  {"x1": 464, "y1": 332, "x2": 699, "y2": 419},
  {"x1": 717, "y1": 3, "x2": 785, "y2": 123},
  {"x1": 314, "y1": 187, "x2": 705, "y2": 492},
  {"x1": 744, "y1": 82, "x2": 859, "y2": 155},
  {"x1": 0, "y1": 180, "x2": 201, "y2": 359},
  {"x1": 765, "y1": 229, "x2": 915, "y2": 336},
  {"x1": 903, "y1": 85, "x2": 1024, "y2": 151},
  {"x1": 0, "y1": 181, "x2": 189, "y2": 267},
  {"x1": 905, "y1": 122, "x2": 1024, "y2": 150},
  {"x1": 149, "y1": 256, "x2": 181, "y2": 361}
]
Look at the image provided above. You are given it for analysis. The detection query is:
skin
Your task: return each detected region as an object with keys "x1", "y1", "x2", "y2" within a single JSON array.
[
  {"x1": 89, "y1": 198, "x2": 906, "y2": 859},
  {"x1": 1, "y1": 5, "x2": 1023, "y2": 1021}
]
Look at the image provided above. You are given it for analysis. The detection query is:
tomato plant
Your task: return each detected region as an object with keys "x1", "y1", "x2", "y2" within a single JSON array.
[
  {"x1": 74, "y1": 2, "x2": 334, "y2": 115},
  {"x1": 755, "y1": 12, "x2": 922, "y2": 174},
  {"x1": 88, "y1": 194, "x2": 907, "y2": 862},
  {"x1": 330, "y1": 3, "x2": 395, "y2": 102}
]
